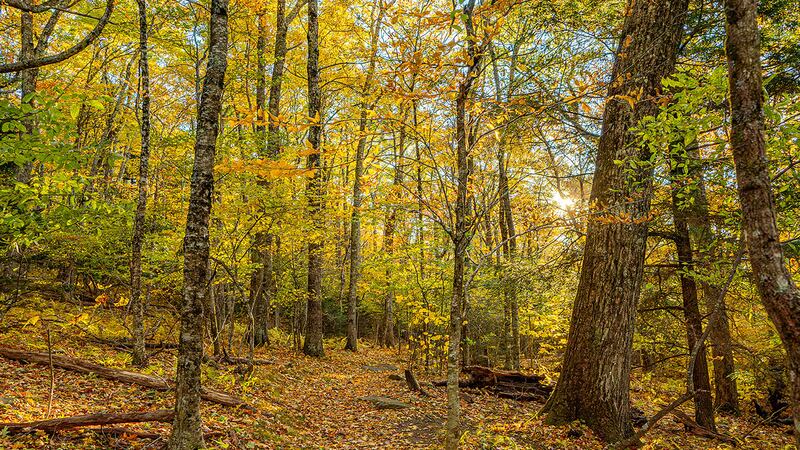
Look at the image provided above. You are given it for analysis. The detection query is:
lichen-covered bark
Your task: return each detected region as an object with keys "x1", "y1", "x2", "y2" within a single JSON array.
[
  {"x1": 724, "y1": 0, "x2": 800, "y2": 440},
  {"x1": 168, "y1": 0, "x2": 229, "y2": 448},
  {"x1": 130, "y1": 0, "x2": 152, "y2": 368},
  {"x1": 541, "y1": 0, "x2": 689, "y2": 442},
  {"x1": 302, "y1": 0, "x2": 325, "y2": 358}
]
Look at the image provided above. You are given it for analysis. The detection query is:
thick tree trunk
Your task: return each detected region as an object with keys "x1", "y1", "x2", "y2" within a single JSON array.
[
  {"x1": 169, "y1": 0, "x2": 229, "y2": 448},
  {"x1": 669, "y1": 149, "x2": 716, "y2": 431},
  {"x1": 540, "y1": 0, "x2": 689, "y2": 443},
  {"x1": 130, "y1": 0, "x2": 152, "y2": 368},
  {"x1": 302, "y1": 0, "x2": 325, "y2": 358},
  {"x1": 724, "y1": 0, "x2": 800, "y2": 441}
]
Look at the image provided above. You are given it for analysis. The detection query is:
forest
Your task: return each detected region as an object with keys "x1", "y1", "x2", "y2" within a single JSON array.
[{"x1": 0, "y1": 0, "x2": 799, "y2": 448}]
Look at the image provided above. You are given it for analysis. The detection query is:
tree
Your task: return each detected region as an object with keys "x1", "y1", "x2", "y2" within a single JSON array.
[
  {"x1": 541, "y1": 0, "x2": 690, "y2": 442},
  {"x1": 668, "y1": 145, "x2": 715, "y2": 430},
  {"x1": 345, "y1": 0, "x2": 385, "y2": 352},
  {"x1": 446, "y1": 0, "x2": 482, "y2": 446},
  {"x1": 724, "y1": 0, "x2": 800, "y2": 439},
  {"x1": 302, "y1": 0, "x2": 325, "y2": 358},
  {"x1": 130, "y1": 0, "x2": 152, "y2": 368},
  {"x1": 168, "y1": 0, "x2": 229, "y2": 448}
]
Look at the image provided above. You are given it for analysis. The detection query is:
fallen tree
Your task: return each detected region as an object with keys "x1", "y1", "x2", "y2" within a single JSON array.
[
  {"x1": 0, "y1": 409, "x2": 174, "y2": 434},
  {"x1": 433, "y1": 366, "x2": 553, "y2": 402},
  {"x1": 0, "y1": 346, "x2": 249, "y2": 408},
  {"x1": 462, "y1": 366, "x2": 553, "y2": 401}
]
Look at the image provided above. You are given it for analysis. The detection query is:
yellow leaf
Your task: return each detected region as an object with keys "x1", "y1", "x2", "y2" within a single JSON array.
[{"x1": 24, "y1": 315, "x2": 40, "y2": 327}]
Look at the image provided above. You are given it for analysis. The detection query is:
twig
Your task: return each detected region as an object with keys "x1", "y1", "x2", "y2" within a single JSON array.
[
  {"x1": 46, "y1": 326, "x2": 54, "y2": 419},
  {"x1": 740, "y1": 405, "x2": 789, "y2": 441}
]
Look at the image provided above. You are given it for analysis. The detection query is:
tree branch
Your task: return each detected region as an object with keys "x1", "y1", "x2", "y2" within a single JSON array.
[{"x1": 0, "y1": 0, "x2": 115, "y2": 74}]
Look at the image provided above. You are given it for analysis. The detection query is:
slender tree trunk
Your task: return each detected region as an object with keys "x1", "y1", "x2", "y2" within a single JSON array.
[
  {"x1": 168, "y1": 0, "x2": 228, "y2": 448},
  {"x1": 669, "y1": 148, "x2": 715, "y2": 430},
  {"x1": 446, "y1": 3, "x2": 480, "y2": 448},
  {"x1": 302, "y1": 0, "x2": 324, "y2": 358},
  {"x1": 683, "y1": 145, "x2": 741, "y2": 414},
  {"x1": 540, "y1": 0, "x2": 689, "y2": 442},
  {"x1": 344, "y1": 111, "x2": 366, "y2": 351},
  {"x1": 249, "y1": 12, "x2": 271, "y2": 348},
  {"x1": 16, "y1": 11, "x2": 37, "y2": 184},
  {"x1": 345, "y1": 2, "x2": 384, "y2": 352},
  {"x1": 490, "y1": 43, "x2": 520, "y2": 370},
  {"x1": 382, "y1": 116, "x2": 405, "y2": 348},
  {"x1": 498, "y1": 141, "x2": 519, "y2": 370},
  {"x1": 724, "y1": 0, "x2": 800, "y2": 441},
  {"x1": 130, "y1": 0, "x2": 152, "y2": 368}
]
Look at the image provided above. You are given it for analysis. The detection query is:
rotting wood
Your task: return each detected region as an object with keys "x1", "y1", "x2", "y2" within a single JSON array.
[{"x1": 0, "y1": 346, "x2": 250, "y2": 408}]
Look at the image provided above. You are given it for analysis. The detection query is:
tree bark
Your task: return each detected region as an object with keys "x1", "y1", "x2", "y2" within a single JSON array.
[
  {"x1": 15, "y1": 10, "x2": 37, "y2": 184},
  {"x1": 446, "y1": 3, "x2": 480, "y2": 448},
  {"x1": 169, "y1": 0, "x2": 229, "y2": 448},
  {"x1": 724, "y1": 0, "x2": 800, "y2": 441},
  {"x1": 540, "y1": 0, "x2": 689, "y2": 442},
  {"x1": 250, "y1": 12, "x2": 271, "y2": 349},
  {"x1": 130, "y1": 0, "x2": 152, "y2": 368},
  {"x1": 302, "y1": 0, "x2": 325, "y2": 358},
  {"x1": 669, "y1": 148, "x2": 716, "y2": 431},
  {"x1": 686, "y1": 146, "x2": 740, "y2": 414}
]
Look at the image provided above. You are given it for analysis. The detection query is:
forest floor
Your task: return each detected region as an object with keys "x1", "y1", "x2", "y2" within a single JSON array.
[{"x1": 0, "y1": 304, "x2": 794, "y2": 449}]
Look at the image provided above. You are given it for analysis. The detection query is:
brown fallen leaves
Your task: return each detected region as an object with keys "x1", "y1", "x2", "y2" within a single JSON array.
[{"x1": 0, "y1": 325, "x2": 794, "y2": 449}]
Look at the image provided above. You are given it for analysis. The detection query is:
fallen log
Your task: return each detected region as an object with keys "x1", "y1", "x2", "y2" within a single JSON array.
[
  {"x1": 461, "y1": 366, "x2": 553, "y2": 402},
  {"x1": 0, "y1": 346, "x2": 249, "y2": 408},
  {"x1": 0, "y1": 409, "x2": 174, "y2": 434}
]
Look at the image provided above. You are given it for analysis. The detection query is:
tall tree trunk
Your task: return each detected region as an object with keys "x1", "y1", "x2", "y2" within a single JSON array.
[
  {"x1": 344, "y1": 110, "x2": 365, "y2": 351},
  {"x1": 16, "y1": 11, "x2": 37, "y2": 184},
  {"x1": 540, "y1": 0, "x2": 689, "y2": 442},
  {"x1": 302, "y1": 0, "x2": 325, "y2": 358},
  {"x1": 345, "y1": 1, "x2": 384, "y2": 352},
  {"x1": 130, "y1": 0, "x2": 152, "y2": 368},
  {"x1": 168, "y1": 0, "x2": 228, "y2": 448},
  {"x1": 382, "y1": 115, "x2": 405, "y2": 348},
  {"x1": 446, "y1": 3, "x2": 480, "y2": 448},
  {"x1": 669, "y1": 148, "x2": 716, "y2": 430},
  {"x1": 724, "y1": 0, "x2": 800, "y2": 441},
  {"x1": 490, "y1": 42, "x2": 520, "y2": 370},
  {"x1": 250, "y1": 12, "x2": 271, "y2": 348},
  {"x1": 498, "y1": 137, "x2": 519, "y2": 370}
]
